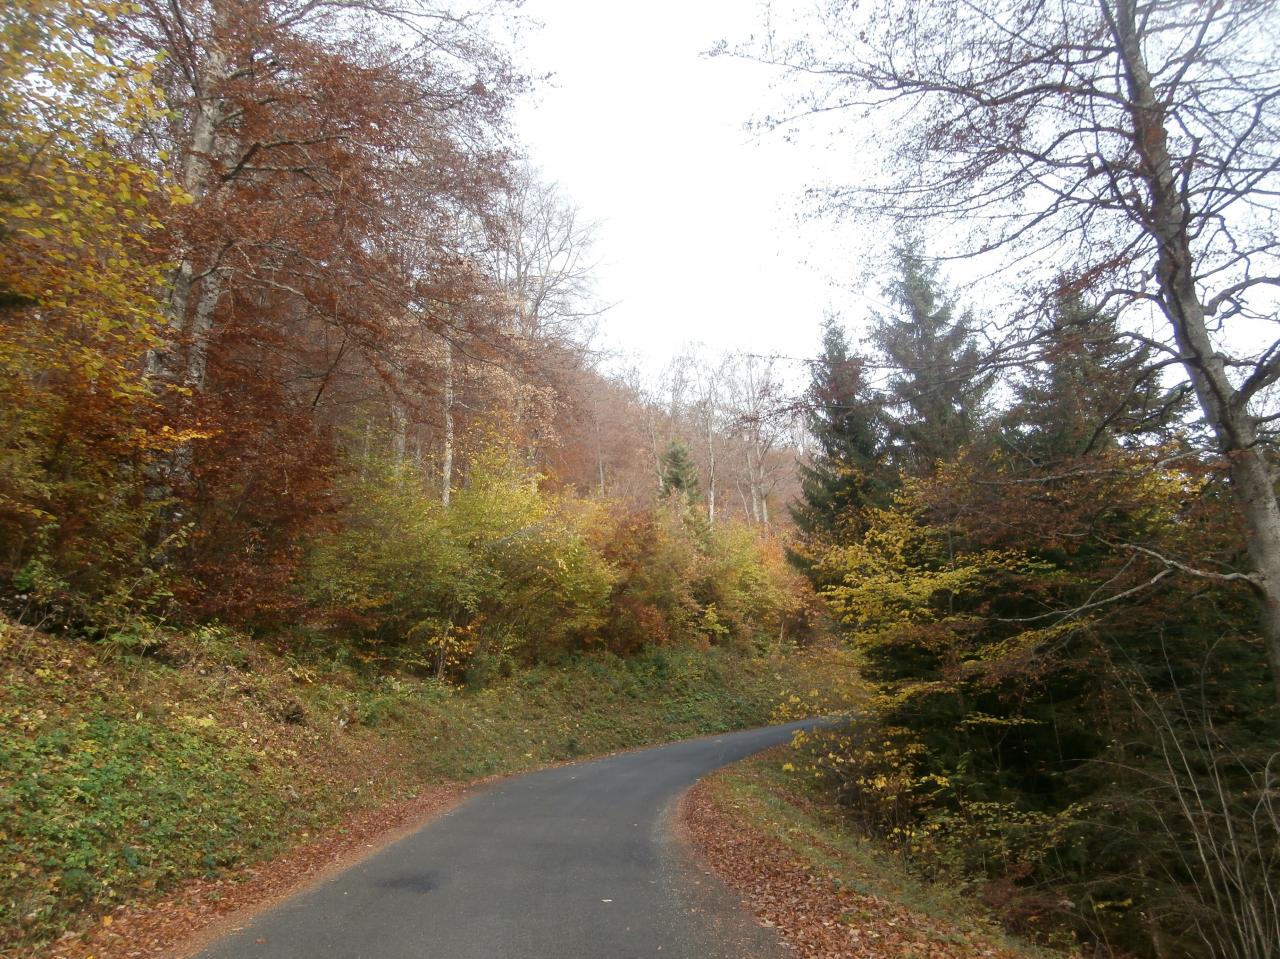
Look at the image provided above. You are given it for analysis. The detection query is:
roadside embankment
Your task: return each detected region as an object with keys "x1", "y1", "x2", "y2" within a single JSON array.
[
  {"x1": 681, "y1": 746, "x2": 1061, "y2": 959},
  {"x1": 0, "y1": 618, "x2": 854, "y2": 958}
]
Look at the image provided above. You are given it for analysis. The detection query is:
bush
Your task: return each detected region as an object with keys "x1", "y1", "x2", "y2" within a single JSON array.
[{"x1": 305, "y1": 443, "x2": 614, "y2": 678}]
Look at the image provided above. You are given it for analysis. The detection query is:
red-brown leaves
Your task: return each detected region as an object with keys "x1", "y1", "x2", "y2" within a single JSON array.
[{"x1": 681, "y1": 775, "x2": 1025, "y2": 959}]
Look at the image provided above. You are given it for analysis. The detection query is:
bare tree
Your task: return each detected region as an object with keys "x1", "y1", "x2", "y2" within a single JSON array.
[
  {"x1": 665, "y1": 347, "x2": 731, "y2": 524},
  {"x1": 691, "y1": 353, "x2": 729, "y2": 525},
  {"x1": 723, "y1": 353, "x2": 789, "y2": 525},
  {"x1": 641, "y1": 360, "x2": 690, "y2": 492},
  {"x1": 470, "y1": 163, "x2": 608, "y2": 464},
  {"x1": 489, "y1": 163, "x2": 606, "y2": 349},
  {"x1": 733, "y1": 0, "x2": 1280, "y2": 695}
]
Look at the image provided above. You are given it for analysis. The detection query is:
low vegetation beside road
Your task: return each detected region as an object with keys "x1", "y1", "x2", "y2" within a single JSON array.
[
  {"x1": 0, "y1": 618, "x2": 853, "y2": 955},
  {"x1": 684, "y1": 745, "x2": 1057, "y2": 959}
]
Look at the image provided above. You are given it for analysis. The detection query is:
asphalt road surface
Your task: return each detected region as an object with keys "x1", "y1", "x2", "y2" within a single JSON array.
[{"x1": 195, "y1": 721, "x2": 817, "y2": 959}]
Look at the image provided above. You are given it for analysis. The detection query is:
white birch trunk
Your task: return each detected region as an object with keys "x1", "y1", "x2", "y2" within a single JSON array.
[
  {"x1": 441, "y1": 338, "x2": 455, "y2": 506},
  {"x1": 155, "y1": 0, "x2": 236, "y2": 392},
  {"x1": 706, "y1": 418, "x2": 717, "y2": 525}
]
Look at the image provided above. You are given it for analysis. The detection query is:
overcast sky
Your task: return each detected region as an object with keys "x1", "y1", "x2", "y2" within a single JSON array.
[
  {"x1": 507, "y1": 0, "x2": 876, "y2": 378},
  {"x1": 501, "y1": 0, "x2": 1279, "y2": 410}
]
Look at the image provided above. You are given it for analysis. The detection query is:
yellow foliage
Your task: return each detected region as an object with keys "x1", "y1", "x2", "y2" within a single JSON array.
[
  {"x1": 0, "y1": 0, "x2": 178, "y2": 610},
  {"x1": 813, "y1": 483, "x2": 1049, "y2": 633},
  {"x1": 1, "y1": 0, "x2": 170, "y2": 378}
]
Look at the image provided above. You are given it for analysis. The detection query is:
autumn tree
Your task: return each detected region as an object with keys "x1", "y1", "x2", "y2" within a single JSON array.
[
  {"x1": 545, "y1": 366, "x2": 657, "y2": 501},
  {"x1": 118, "y1": 0, "x2": 514, "y2": 388},
  {"x1": 735, "y1": 0, "x2": 1280, "y2": 697},
  {"x1": 101, "y1": 0, "x2": 518, "y2": 617},
  {"x1": 806, "y1": 446, "x2": 1271, "y2": 956},
  {"x1": 0, "y1": 0, "x2": 177, "y2": 621}
]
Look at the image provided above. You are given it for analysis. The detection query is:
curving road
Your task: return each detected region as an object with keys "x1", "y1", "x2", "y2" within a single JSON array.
[{"x1": 195, "y1": 721, "x2": 816, "y2": 959}]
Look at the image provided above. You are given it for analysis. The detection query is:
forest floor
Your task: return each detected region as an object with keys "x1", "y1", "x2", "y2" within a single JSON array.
[
  {"x1": 0, "y1": 617, "x2": 857, "y2": 958},
  {"x1": 682, "y1": 746, "x2": 1062, "y2": 959}
]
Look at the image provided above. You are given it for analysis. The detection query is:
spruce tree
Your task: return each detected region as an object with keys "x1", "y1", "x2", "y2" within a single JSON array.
[
  {"x1": 790, "y1": 316, "x2": 887, "y2": 541},
  {"x1": 871, "y1": 240, "x2": 992, "y2": 474},
  {"x1": 1007, "y1": 287, "x2": 1189, "y2": 462},
  {"x1": 659, "y1": 440, "x2": 700, "y2": 502}
]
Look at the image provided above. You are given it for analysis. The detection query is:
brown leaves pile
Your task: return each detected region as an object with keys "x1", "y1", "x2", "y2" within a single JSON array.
[{"x1": 680, "y1": 778, "x2": 1024, "y2": 959}]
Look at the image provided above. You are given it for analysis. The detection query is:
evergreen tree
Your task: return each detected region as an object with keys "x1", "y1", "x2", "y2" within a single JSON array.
[
  {"x1": 790, "y1": 316, "x2": 888, "y2": 541},
  {"x1": 871, "y1": 240, "x2": 992, "y2": 474},
  {"x1": 1007, "y1": 286, "x2": 1190, "y2": 462},
  {"x1": 659, "y1": 440, "x2": 700, "y2": 502}
]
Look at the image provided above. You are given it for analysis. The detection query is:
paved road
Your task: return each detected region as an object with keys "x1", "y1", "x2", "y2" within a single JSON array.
[{"x1": 196, "y1": 722, "x2": 815, "y2": 959}]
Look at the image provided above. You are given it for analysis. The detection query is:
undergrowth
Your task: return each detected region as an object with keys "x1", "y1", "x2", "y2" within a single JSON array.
[
  {"x1": 0, "y1": 618, "x2": 848, "y2": 954},
  {"x1": 702, "y1": 744, "x2": 1060, "y2": 958}
]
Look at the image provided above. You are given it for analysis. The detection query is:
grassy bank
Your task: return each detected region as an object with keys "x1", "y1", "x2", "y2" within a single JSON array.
[
  {"x1": 686, "y1": 746, "x2": 1059, "y2": 959},
  {"x1": 0, "y1": 618, "x2": 847, "y2": 954}
]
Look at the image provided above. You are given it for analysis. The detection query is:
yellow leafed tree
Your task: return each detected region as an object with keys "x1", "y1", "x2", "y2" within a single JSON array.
[{"x1": 0, "y1": 0, "x2": 176, "y2": 620}]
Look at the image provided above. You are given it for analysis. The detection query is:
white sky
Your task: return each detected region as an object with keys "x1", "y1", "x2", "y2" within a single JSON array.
[
  {"x1": 508, "y1": 0, "x2": 873, "y2": 377},
  {"x1": 504, "y1": 1, "x2": 1278, "y2": 404}
]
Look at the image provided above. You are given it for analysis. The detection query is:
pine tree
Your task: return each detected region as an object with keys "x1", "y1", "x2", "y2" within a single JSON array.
[
  {"x1": 871, "y1": 240, "x2": 992, "y2": 474},
  {"x1": 790, "y1": 316, "x2": 887, "y2": 541},
  {"x1": 659, "y1": 440, "x2": 701, "y2": 503},
  {"x1": 1007, "y1": 286, "x2": 1190, "y2": 462}
]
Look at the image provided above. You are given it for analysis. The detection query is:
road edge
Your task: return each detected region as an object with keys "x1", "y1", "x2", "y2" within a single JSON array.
[{"x1": 37, "y1": 720, "x2": 824, "y2": 959}]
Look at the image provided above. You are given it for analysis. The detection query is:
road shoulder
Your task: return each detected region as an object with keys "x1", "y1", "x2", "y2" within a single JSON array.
[
  {"x1": 38, "y1": 783, "x2": 474, "y2": 959},
  {"x1": 680, "y1": 747, "x2": 1055, "y2": 959},
  {"x1": 664, "y1": 793, "x2": 790, "y2": 959}
]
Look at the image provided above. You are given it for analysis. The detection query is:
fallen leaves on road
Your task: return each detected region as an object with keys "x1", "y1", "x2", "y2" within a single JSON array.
[{"x1": 680, "y1": 778, "x2": 1029, "y2": 959}]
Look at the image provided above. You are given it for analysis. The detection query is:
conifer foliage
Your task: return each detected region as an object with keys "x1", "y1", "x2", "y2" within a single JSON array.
[
  {"x1": 790, "y1": 316, "x2": 885, "y2": 542},
  {"x1": 659, "y1": 440, "x2": 701, "y2": 504},
  {"x1": 1004, "y1": 286, "x2": 1190, "y2": 463},
  {"x1": 790, "y1": 274, "x2": 1278, "y2": 957},
  {"x1": 870, "y1": 241, "x2": 992, "y2": 475}
]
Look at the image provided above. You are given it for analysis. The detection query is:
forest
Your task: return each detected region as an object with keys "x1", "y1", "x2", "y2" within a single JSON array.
[{"x1": 2, "y1": 1, "x2": 1278, "y2": 958}]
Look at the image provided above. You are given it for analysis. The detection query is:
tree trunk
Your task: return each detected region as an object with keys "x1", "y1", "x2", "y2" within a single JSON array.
[
  {"x1": 706, "y1": 419, "x2": 717, "y2": 524},
  {"x1": 746, "y1": 443, "x2": 770, "y2": 525},
  {"x1": 593, "y1": 414, "x2": 606, "y2": 496},
  {"x1": 391, "y1": 397, "x2": 408, "y2": 460},
  {"x1": 1111, "y1": 0, "x2": 1280, "y2": 698},
  {"x1": 647, "y1": 413, "x2": 664, "y2": 492},
  {"x1": 441, "y1": 338, "x2": 455, "y2": 506},
  {"x1": 156, "y1": 1, "x2": 236, "y2": 391}
]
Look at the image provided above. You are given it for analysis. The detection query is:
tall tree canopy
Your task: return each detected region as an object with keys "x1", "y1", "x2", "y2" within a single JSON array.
[
  {"x1": 736, "y1": 0, "x2": 1280, "y2": 698},
  {"x1": 790, "y1": 316, "x2": 885, "y2": 542},
  {"x1": 0, "y1": 0, "x2": 178, "y2": 614},
  {"x1": 870, "y1": 241, "x2": 991, "y2": 475},
  {"x1": 1005, "y1": 286, "x2": 1190, "y2": 463}
]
